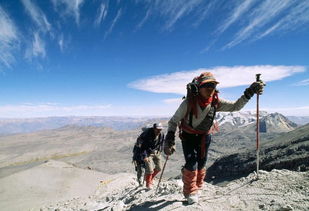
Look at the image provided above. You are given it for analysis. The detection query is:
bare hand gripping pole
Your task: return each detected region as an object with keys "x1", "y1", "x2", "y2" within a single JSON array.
[
  {"x1": 256, "y1": 73, "x2": 261, "y2": 179},
  {"x1": 155, "y1": 155, "x2": 169, "y2": 193}
]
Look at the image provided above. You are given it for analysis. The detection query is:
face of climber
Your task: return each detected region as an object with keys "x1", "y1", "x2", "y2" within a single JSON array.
[
  {"x1": 199, "y1": 82, "x2": 216, "y2": 99},
  {"x1": 154, "y1": 128, "x2": 162, "y2": 136}
]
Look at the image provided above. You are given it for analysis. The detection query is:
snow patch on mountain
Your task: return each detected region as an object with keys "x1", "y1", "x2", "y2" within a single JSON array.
[{"x1": 216, "y1": 111, "x2": 267, "y2": 127}]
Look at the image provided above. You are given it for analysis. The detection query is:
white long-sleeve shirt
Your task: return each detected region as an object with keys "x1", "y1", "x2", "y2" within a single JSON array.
[{"x1": 168, "y1": 94, "x2": 249, "y2": 132}]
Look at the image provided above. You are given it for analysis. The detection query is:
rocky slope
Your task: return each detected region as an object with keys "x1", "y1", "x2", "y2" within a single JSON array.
[
  {"x1": 39, "y1": 163, "x2": 307, "y2": 211},
  {"x1": 206, "y1": 123, "x2": 309, "y2": 183},
  {"x1": 1, "y1": 159, "x2": 308, "y2": 211}
]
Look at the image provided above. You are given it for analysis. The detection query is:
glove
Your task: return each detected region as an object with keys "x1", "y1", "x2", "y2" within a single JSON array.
[
  {"x1": 164, "y1": 131, "x2": 176, "y2": 156},
  {"x1": 244, "y1": 81, "x2": 265, "y2": 99}
]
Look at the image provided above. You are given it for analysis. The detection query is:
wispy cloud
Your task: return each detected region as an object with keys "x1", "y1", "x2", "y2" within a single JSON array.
[
  {"x1": 163, "y1": 98, "x2": 183, "y2": 104},
  {"x1": 0, "y1": 6, "x2": 19, "y2": 68},
  {"x1": 0, "y1": 103, "x2": 176, "y2": 118},
  {"x1": 51, "y1": 0, "x2": 85, "y2": 25},
  {"x1": 129, "y1": 65, "x2": 305, "y2": 95},
  {"x1": 21, "y1": 0, "x2": 51, "y2": 33},
  {"x1": 135, "y1": 8, "x2": 151, "y2": 30},
  {"x1": 134, "y1": 1, "x2": 309, "y2": 48},
  {"x1": 217, "y1": 0, "x2": 256, "y2": 34},
  {"x1": 225, "y1": 0, "x2": 293, "y2": 49},
  {"x1": 25, "y1": 32, "x2": 46, "y2": 59},
  {"x1": 104, "y1": 8, "x2": 122, "y2": 39},
  {"x1": 135, "y1": 0, "x2": 204, "y2": 31},
  {"x1": 294, "y1": 78, "x2": 309, "y2": 86},
  {"x1": 159, "y1": 0, "x2": 203, "y2": 31},
  {"x1": 257, "y1": 1, "x2": 309, "y2": 40},
  {"x1": 33, "y1": 33, "x2": 46, "y2": 57},
  {"x1": 0, "y1": 103, "x2": 112, "y2": 118},
  {"x1": 58, "y1": 34, "x2": 64, "y2": 52},
  {"x1": 94, "y1": 2, "x2": 108, "y2": 27}
]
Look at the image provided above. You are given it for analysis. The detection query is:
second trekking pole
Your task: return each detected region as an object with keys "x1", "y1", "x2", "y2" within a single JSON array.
[{"x1": 155, "y1": 155, "x2": 169, "y2": 193}]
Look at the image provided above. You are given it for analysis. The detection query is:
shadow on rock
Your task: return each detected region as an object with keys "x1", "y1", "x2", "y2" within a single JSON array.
[{"x1": 129, "y1": 199, "x2": 184, "y2": 210}]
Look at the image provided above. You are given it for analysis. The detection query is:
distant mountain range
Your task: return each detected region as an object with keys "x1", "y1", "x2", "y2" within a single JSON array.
[
  {"x1": 286, "y1": 116, "x2": 309, "y2": 125},
  {"x1": 0, "y1": 116, "x2": 169, "y2": 135},
  {"x1": 0, "y1": 111, "x2": 305, "y2": 135}
]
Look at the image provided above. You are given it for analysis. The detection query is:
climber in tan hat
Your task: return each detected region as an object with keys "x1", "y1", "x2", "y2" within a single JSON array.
[{"x1": 164, "y1": 72, "x2": 265, "y2": 204}]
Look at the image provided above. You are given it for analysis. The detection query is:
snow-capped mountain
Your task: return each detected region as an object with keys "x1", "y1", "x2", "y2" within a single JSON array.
[
  {"x1": 215, "y1": 111, "x2": 297, "y2": 133},
  {"x1": 215, "y1": 111, "x2": 268, "y2": 127}
]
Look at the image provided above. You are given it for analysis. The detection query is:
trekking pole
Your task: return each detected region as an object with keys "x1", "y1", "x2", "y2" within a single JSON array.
[
  {"x1": 256, "y1": 73, "x2": 261, "y2": 180},
  {"x1": 155, "y1": 155, "x2": 169, "y2": 193}
]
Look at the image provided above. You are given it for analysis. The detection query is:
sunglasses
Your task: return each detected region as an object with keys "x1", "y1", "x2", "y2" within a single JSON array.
[{"x1": 200, "y1": 82, "x2": 217, "y2": 89}]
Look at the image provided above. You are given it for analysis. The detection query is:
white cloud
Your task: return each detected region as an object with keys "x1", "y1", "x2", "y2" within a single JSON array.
[
  {"x1": 0, "y1": 6, "x2": 19, "y2": 68},
  {"x1": 294, "y1": 78, "x2": 309, "y2": 86},
  {"x1": 0, "y1": 103, "x2": 112, "y2": 118},
  {"x1": 0, "y1": 103, "x2": 178, "y2": 118},
  {"x1": 51, "y1": 0, "x2": 85, "y2": 25},
  {"x1": 21, "y1": 0, "x2": 52, "y2": 33},
  {"x1": 163, "y1": 98, "x2": 183, "y2": 104},
  {"x1": 94, "y1": 2, "x2": 108, "y2": 27},
  {"x1": 129, "y1": 65, "x2": 305, "y2": 95}
]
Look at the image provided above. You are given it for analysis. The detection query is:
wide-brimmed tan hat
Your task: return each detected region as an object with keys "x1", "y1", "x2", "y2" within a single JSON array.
[{"x1": 197, "y1": 72, "x2": 219, "y2": 86}]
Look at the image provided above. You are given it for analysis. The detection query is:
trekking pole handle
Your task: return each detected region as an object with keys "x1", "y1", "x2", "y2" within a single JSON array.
[{"x1": 256, "y1": 73, "x2": 261, "y2": 82}]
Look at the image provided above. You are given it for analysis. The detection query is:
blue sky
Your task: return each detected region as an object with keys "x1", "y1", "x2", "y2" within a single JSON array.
[{"x1": 0, "y1": 0, "x2": 308, "y2": 118}]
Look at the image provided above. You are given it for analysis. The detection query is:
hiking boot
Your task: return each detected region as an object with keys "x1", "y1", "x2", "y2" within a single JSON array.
[
  {"x1": 186, "y1": 193, "x2": 199, "y2": 205},
  {"x1": 145, "y1": 173, "x2": 153, "y2": 189},
  {"x1": 196, "y1": 168, "x2": 206, "y2": 189},
  {"x1": 152, "y1": 169, "x2": 160, "y2": 180},
  {"x1": 182, "y1": 168, "x2": 198, "y2": 197}
]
